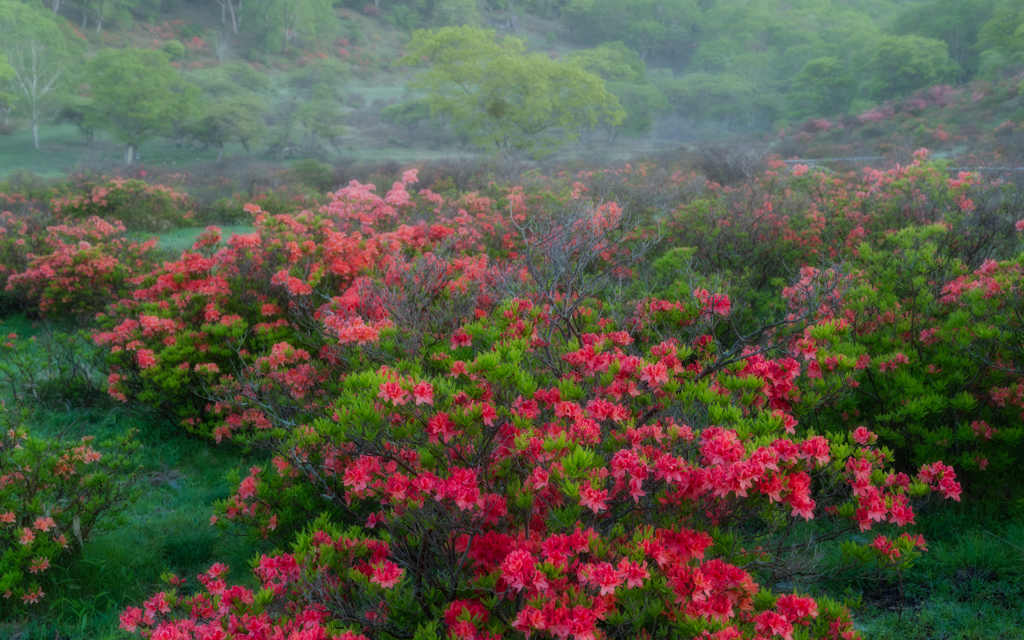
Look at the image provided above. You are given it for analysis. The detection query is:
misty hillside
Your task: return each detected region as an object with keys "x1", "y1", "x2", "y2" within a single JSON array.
[{"x1": 2, "y1": 0, "x2": 1023, "y2": 174}]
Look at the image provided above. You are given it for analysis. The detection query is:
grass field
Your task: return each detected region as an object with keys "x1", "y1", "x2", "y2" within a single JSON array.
[
  {"x1": 128, "y1": 224, "x2": 257, "y2": 253},
  {"x1": 0, "y1": 124, "x2": 254, "y2": 179}
]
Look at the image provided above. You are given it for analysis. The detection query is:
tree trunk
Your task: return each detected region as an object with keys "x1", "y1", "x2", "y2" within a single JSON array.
[
  {"x1": 216, "y1": 145, "x2": 224, "y2": 162},
  {"x1": 227, "y1": 0, "x2": 238, "y2": 34},
  {"x1": 52, "y1": 0, "x2": 61, "y2": 14},
  {"x1": 125, "y1": 144, "x2": 137, "y2": 166},
  {"x1": 32, "y1": 122, "x2": 39, "y2": 150}
]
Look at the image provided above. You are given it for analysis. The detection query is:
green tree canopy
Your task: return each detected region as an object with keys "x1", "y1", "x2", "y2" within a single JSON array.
[
  {"x1": 976, "y1": 0, "x2": 1024, "y2": 75},
  {"x1": 569, "y1": 42, "x2": 664, "y2": 139},
  {"x1": 605, "y1": 81, "x2": 667, "y2": 139},
  {"x1": 189, "y1": 63, "x2": 273, "y2": 98},
  {"x1": 0, "y1": 0, "x2": 81, "y2": 149},
  {"x1": 568, "y1": 41, "x2": 648, "y2": 84},
  {"x1": 381, "y1": 98, "x2": 432, "y2": 134},
  {"x1": 893, "y1": 0, "x2": 993, "y2": 82},
  {"x1": 432, "y1": 0, "x2": 480, "y2": 27},
  {"x1": 400, "y1": 26, "x2": 624, "y2": 164},
  {"x1": 867, "y1": 34, "x2": 959, "y2": 101},
  {"x1": 0, "y1": 51, "x2": 12, "y2": 117},
  {"x1": 85, "y1": 48, "x2": 201, "y2": 165},
  {"x1": 0, "y1": 52, "x2": 11, "y2": 82},
  {"x1": 658, "y1": 72, "x2": 754, "y2": 127},
  {"x1": 190, "y1": 94, "x2": 267, "y2": 161},
  {"x1": 788, "y1": 56, "x2": 854, "y2": 118},
  {"x1": 242, "y1": 0, "x2": 335, "y2": 52}
]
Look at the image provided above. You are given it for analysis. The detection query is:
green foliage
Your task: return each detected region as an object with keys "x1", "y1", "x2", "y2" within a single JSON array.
[
  {"x1": 0, "y1": 51, "x2": 12, "y2": 110},
  {"x1": 161, "y1": 40, "x2": 186, "y2": 60},
  {"x1": 568, "y1": 41, "x2": 648, "y2": 84},
  {"x1": 819, "y1": 226, "x2": 1024, "y2": 485},
  {"x1": 431, "y1": 0, "x2": 480, "y2": 27},
  {"x1": 568, "y1": 42, "x2": 664, "y2": 138},
  {"x1": 977, "y1": 0, "x2": 1024, "y2": 60},
  {"x1": 605, "y1": 81, "x2": 667, "y2": 137},
  {"x1": 241, "y1": 0, "x2": 337, "y2": 52},
  {"x1": 0, "y1": 0, "x2": 84, "y2": 148},
  {"x1": 893, "y1": 0, "x2": 993, "y2": 82},
  {"x1": 84, "y1": 49, "x2": 201, "y2": 164},
  {"x1": 289, "y1": 158, "x2": 334, "y2": 192},
  {"x1": 401, "y1": 26, "x2": 623, "y2": 162},
  {"x1": 296, "y1": 96, "x2": 346, "y2": 152},
  {"x1": 380, "y1": 98, "x2": 432, "y2": 132},
  {"x1": 658, "y1": 72, "x2": 754, "y2": 125},
  {"x1": 0, "y1": 404, "x2": 140, "y2": 614},
  {"x1": 0, "y1": 327, "x2": 106, "y2": 407},
  {"x1": 52, "y1": 176, "x2": 195, "y2": 232},
  {"x1": 867, "y1": 35, "x2": 959, "y2": 101},
  {"x1": 191, "y1": 95, "x2": 267, "y2": 159},
  {"x1": 788, "y1": 56, "x2": 854, "y2": 118},
  {"x1": 286, "y1": 59, "x2": 350, "y2": 92}
]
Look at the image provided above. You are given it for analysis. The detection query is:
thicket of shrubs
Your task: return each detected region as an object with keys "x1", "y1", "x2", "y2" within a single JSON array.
[{"x1": 1, "y1": 151, "x2": 1022, "y2": 637}]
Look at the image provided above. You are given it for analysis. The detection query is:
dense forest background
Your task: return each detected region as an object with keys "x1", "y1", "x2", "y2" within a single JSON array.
[{"x1": 2, "y1": 0, "x2": 1024, "y2": 176}]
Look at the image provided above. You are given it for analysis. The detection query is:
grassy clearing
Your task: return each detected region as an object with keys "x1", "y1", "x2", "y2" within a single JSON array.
[
  {"x1": 850, "y1": 505, "x2": 1024, "y2": 639},
  {"x1": 128, "y1": 224, "x2": 258, "y2": 254},
  {"x1": 3, "y1": 406, "x2": 262, "y2": 640},
  {"x1": 0, "y1": 124, "x2": 254, "y2": 180}
]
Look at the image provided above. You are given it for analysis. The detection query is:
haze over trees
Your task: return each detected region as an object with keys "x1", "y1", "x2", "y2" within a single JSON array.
[
  {"x1": 400, "y1": 26, "x2": 623, "y2": 164},
  {"x1": 1, "y1": 0, "x2": 1024, "y2": 166}
]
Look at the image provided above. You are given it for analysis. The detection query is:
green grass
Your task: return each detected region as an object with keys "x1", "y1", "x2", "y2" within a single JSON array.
[
  {"x1": 0, "y1": 124, "x2": 257, "y2": 180},
  {"x1": 0, "y1": 405, "x2": 262, "y2": 640},
  {"x1": 848, "y1": 505, "x2": 1024, "y2": 639},
  {"x1": 126, "y1": 224, "x2": 258, "y2": 254}
]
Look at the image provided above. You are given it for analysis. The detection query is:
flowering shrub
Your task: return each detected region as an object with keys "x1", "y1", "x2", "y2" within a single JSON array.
[
  {"x1": 50, "y1": 177, "x2": 194, "y2": 232},
  {"x1": 0, "y1": 208, "x2": 54, "y2": 312},
  {"x1": 5, "y1": 216, "x2": 159, "y2": 319},
  {"x1": 5, "y1": 159, "x2": 1009, "y2": 637},
  {"x1": 156, "y1": 192, "x2": 960, "y2": 640},
  {"x1": 130, "y1": 283, "x2": 963, "y2": 640},
  {"x1": 0, "y1": 405, "x2": 140, "y2": 609},
  {"x1": 93, "y1": 173, "x2": 530, "y2": 436},
  {"x1": 663, "y1": 151, "x2": 1021, "y2": 330},
  {"x1": 813, "y1": 225, "x2": 1024, "y2": 487}
]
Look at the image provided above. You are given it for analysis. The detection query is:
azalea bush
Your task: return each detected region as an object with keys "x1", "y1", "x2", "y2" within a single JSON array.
[
  {"x1": 5, "y1": 216, "x2": 159, "y2": 319},
  {"x1": 5, "y1": 155, "x2": 1019, "y2": 637},
  {"x1": 810, "y1": 225, "x2": 1024, "y2": 489},
  {"x1": 0, "y1": 404, "x2": 140, "y2": 611},
  {"x1": 664, "y1": 151, "x2": 1022, "y2": 327},
  {"x1": 121, "y1": 188, "x2": 970, "y2": 640},
  {"x1": 50, "y1": 176, "x2": 195, "y2": 233},
  {"x1": 0, "y1": 208, "x2": 54, "y2": 313},
  {"x1": 93, "y1": 171, "x2": 532, "y2": 436},
  {"x1": 125, "y1": 249, "x2": 963, "y2": 640}
]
